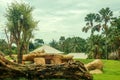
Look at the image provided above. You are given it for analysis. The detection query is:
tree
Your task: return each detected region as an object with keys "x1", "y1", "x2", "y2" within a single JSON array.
[
  {"x1": 85, "y1": 13, "x2": 96, "y2": 27},
  {"x1": 69, "y1": 37, "x2": 86, "y2": 53},
  {"x1": 82, "y1": 7, "x2": 113, "y2": 59},
  {"x1": 49, "y1": 37, "x2": 86, "y2": 53},
  {"x1": 49, "y1": 39, "x2": 58, "y2": 49},
  {"x1": 29, "y1": 41, "x2": 35, "y2": 51},
  {"x1": 34, "y1": 39, "x2": 44, "y2": 48},
  {"x1": 82, "y1": 13, "x2": 96, "y2": 33},
  {"x1": 107, "y1": 16, "x2": 120, "y2": 59},
  {"x1": 5, "y1": 2, "x2": 38, "y2": 63},
  {"x1": 59, "y1": 36, "x2": 66, "y2": 51},
  {"x1": 82, "y1": 7, "x2": 113, "y2": 34},
  {"x1": 59, "y1": 37, "x2": 86, "y2": 53},
  {"x1": 99, "y1": 7, "x2": 113, "y2": 59},
  {"x1": 99, "y1": 7, "x2": 113, "y2": 33},
  {"x1": 82, "y1": 13, "x2": 102, "y2": 35},
  {"x1": 86, "y1": 35, "x2": 105, "y2": 59},
  {"x1": 0, "y1": 39, "x2": 8, "y2": 54}
]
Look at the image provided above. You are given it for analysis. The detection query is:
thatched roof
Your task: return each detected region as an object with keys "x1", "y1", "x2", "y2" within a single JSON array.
[{"x1": 33, "y1": 45, "x2": 64, "y2": 54}]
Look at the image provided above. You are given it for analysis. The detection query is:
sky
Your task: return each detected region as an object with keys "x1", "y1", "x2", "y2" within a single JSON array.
[{"x1": 0, "y1": 0, "x2": 120, "y2": 43}]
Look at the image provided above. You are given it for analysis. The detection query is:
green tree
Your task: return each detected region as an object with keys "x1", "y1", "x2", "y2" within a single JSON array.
[
  {"x1": 82, "y1": 7, "x2": 113, "y2": 59},
  {"x1": 82, "y1": 13, "x2": 102, "y2": 34},
  {"x1": 34, "y1": 39, "x2": 44, "y2": 48},
  {"x1": 5, "y1": 2, "x2": 38, "y2": 63},
  {"x1": 49, "y1": 39, "x2": 59, "y2": 49},
  {"x1": 29, "y1": 41, "x2": 35, "y2": 51},
  {"x1": 70, "y1": 37, "x2": 86, "y2": 53},
  {"x1": 58, "y1": 37, "x2": 86, "y2": 53},
  {"x1": 99, "y1": 7, "x2": 113, "y2": 33},
  {"x1": 82, "y1": 13, "x2": 96, "y2": 33},
  {"x1": 86, "y1": 35, "x2": 105, "y2": 59},
  {"x1": 99, "y1": 7, "x2": 113, "y2": 59},
  {"x1": 107, "y1": 16, "x2": 120, "y2": 59},
  {"x1": 62, "y1": 37, "x2": 71, "y2": 53},
  {"x1": 0, "y1": 39, "x2": 8, "y2": 54},
  {"x1": 59, "y1": 36, "x2": 65, "y2": 51},
  {"x1": 85, "y1": 13, "x2": 96, "y2": 27}
]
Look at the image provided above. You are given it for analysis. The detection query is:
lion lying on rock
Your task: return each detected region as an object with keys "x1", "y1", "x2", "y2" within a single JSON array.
[{"x1": 85, "y1": 59, "x2": 103, "y2": 74}]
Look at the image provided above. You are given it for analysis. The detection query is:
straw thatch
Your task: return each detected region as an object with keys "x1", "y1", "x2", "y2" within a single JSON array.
[{"x1": 33, "y1": 45, "x2": 64, "y2": 54}]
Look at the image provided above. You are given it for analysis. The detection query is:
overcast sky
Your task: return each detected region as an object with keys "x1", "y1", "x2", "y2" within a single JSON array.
[{"x1": 0, "y1": 0, "x2": 120, "y2": 43}]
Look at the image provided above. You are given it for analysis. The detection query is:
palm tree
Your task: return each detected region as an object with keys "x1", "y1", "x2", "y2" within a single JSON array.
[
  {"x1": 99, "y1": 7, "x2": 113, "y2": 33},
  {"x1": 107, "y1": 17, "x2": 120, "y2": 59},
  {"x1": 85, "y1": 13, "x2": 96, "y2": 26},
  {"x1": 83, "y1": 7, "x2": 113, "y2": 34},
  {"x1": 82, "y1": 13, "x2": 96, "y2": 33},
  {"x1": 99, "y1": 7, "x2": 113, "y2": 59}
]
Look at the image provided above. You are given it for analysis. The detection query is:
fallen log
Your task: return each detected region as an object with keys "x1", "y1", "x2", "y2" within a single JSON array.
[{"x1": 0, "y1": 53, "x2": 93, "y2": 80}]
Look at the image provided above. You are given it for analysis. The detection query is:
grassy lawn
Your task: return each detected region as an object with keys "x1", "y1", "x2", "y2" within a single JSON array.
[{"x1": 76, "y1": 59, "x2": 120, "y2": 80}]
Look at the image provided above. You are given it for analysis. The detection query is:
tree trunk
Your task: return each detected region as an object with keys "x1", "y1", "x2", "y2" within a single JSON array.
[
  {"x1": 0, "y1": 53, "x2": 93, "y2": 80},
  {"x1": 25, "y1": 42, "x2": 29, "y2": 54},
  {"x1": 17, "y1": 41, "x2": 22, "y2": 64}
]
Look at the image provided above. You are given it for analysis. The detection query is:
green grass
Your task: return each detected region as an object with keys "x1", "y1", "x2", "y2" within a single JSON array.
[{"x1": 76, "y1": 59, "x2": 120, "y2": 80}]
